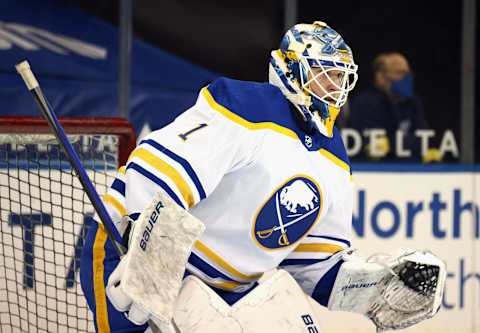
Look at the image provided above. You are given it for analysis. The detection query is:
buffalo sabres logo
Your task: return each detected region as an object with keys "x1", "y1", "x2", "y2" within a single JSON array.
[{"x1": 253, "y1": 176, "x2": 322, "y2": 250}]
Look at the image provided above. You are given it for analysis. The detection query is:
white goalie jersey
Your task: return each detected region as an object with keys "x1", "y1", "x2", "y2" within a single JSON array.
[{"x1": 104, "y1": 77, "x2": 353, "y2": 303}]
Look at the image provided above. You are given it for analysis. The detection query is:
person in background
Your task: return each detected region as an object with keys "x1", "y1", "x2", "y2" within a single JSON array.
[{"x1": 349, "y1": 52, "x2": 441, "y2": 162}]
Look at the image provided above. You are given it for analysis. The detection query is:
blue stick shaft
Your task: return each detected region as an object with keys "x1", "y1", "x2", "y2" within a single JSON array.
[{"x1": 31, "y1": 86, "x2": 126, "y2": 256}]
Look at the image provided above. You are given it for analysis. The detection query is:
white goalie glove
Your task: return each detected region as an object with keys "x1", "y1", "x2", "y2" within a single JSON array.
[
  {"x1": 328, "y1": 248, "x2": 446, "y2": 331},
  {"x1": 107, "y1": 255, "x2": 161, "y2": 326},
  {"x1": 105, "y1": 191, "x2": 205, "y2": 332}
]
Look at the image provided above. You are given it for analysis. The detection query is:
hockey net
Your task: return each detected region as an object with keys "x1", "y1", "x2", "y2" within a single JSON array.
[{"x1": 0, "y1": 116, "x2": 136, "y2": 332}]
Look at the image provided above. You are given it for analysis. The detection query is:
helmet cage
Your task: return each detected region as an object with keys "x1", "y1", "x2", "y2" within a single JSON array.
[{"x1": 299, "y1": 56, "x2": 358, "y2": 108}]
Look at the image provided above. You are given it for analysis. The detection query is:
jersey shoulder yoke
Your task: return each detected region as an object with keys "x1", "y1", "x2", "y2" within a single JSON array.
[{"x1": 204, "y1": 77, "x2": 295, "y2": 129}]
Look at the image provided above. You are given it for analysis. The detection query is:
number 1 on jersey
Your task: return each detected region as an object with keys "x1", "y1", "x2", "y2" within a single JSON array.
[{"x1": 179, "y1": 123, "x2": 208, "y2": 141}]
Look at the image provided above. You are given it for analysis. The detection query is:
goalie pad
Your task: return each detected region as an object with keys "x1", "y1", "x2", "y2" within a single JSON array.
[
  {"x1": 328, "y1": 249, "x2": 446, "y2": 331},
  {"x1": 173, "y1": 270, "x2": 323, "y2": 333},
  {"x1": 117, "y1": 190, "x2": 205, "y2": 326}
]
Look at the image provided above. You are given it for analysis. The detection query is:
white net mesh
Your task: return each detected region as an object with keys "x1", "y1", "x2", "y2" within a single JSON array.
[{"x1": 0, "y1": 133, "x2": 120, "y2": 332}]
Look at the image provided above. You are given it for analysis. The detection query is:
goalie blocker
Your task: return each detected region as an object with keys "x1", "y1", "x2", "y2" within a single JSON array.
[{"x1": 106, "y1": 190, "x2": 205, "y2": 331}]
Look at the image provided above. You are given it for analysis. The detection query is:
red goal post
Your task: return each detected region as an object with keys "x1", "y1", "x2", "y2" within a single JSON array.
[
  {"x1": 0, "y1": 116, "x2": 136, "y2": 165},
  {"x1": 0, "y1": 116, "x2": 136, "y2": 332}
]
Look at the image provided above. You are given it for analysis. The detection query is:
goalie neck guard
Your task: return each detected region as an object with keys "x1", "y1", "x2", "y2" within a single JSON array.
[{"x1": 269, "y1": 21, "x2": 358, "y2": 137}]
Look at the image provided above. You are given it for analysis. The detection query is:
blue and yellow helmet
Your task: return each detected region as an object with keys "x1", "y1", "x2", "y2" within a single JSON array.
[{"x1": 269, "y1": 21, "x2": 358, "y2": 137}]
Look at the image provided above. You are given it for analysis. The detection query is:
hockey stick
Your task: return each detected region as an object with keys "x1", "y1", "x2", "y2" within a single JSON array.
[
  {"x1": 15, "y1": 60, "x2": 126, "y2": 257},
  {"x1": 16, "y1": 61, "x2": 186, "y2": 333}
]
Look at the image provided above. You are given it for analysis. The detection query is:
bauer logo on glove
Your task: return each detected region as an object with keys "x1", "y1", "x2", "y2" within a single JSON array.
[{"x1": 140, "y1": 201, "x2": 165, "y2": 251}]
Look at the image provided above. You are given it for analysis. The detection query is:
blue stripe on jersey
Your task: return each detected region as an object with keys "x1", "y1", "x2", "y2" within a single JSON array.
[
  {"x1": 140, "y1": 139, "x2": 207, "y2": 200},
  {"x1": 129, "y1": 213, "x2": 140, "y2": 221},
  {"x1": 126, "y1": 162, "x2": 185, "y2": 208},
  {"x1": 110, "y1": 178, "x2": 125, "y2": 196},
  {"x1": 279, "y1": 258, "x2": 331, "y2": 266},
  {"x1": 318, "y1": 127, "x2": 351, "y2": 171},
  {"x1": 188, "y1": 252, "x2": 236, "y2": 282},
  {"x1": 311, "y1": 260, "x2": 343, "y2": 306},
  {"x1": 307, "y1": 235, "x2": 351, "y2": 247}
]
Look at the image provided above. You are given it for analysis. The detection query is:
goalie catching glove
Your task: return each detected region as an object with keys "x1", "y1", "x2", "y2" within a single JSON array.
[{"x1": 328, "y1": 248, "x2": 446, "y2": 331}]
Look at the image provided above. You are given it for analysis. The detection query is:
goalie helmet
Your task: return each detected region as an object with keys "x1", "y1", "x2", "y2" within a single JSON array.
[{"x1": 269, "y1": 21, "x2": 358, "y2": 137}]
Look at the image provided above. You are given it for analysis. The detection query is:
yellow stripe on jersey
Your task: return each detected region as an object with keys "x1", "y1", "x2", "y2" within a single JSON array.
[
  {"x1": 201, "y1": 87, "x2": 299, "y2": 141},
  {"x1": 203, "y1": 279, "x2": 244, "y2": 291},
  {"x1": 202, "y1": 87, "x2": 351, "y2": 176},
  {"x1": 129, "y1": 148, "x2": 195, "y2": 208},
  {"x1": 93, "y1": 224, "x2": 110, "y2": 333},
  {"x1": 103, "y1": 193, "x2": 126, "y2": 217},
  {"x1": 186, "y1": 266, "x2": 247, "y2": 291},
  {"x1": 118, "y1": 166, "x2": 126, "y2": 175},
  {"x1": 194, "y1": 240, "x2": 262, "y2": 281},
  {"x1": 319, "y1": 148, "x2": 350, "y2": 174},
  {"x1": 294, "y1": 243, "x2": 344, "y2": 253}
]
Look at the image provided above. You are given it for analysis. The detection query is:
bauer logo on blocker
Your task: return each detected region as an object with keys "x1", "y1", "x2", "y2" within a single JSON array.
[{"x1": 253, "y1": 176, "x2": 322, "y2": 249}]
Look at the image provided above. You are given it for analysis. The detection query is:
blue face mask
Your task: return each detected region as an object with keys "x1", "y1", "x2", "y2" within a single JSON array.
[{"x1": 391, "y1": 74, "x2": 414, "y2": 98}]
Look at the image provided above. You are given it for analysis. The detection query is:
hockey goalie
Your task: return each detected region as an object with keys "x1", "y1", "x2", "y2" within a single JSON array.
[{"x1": 79, "y1": 21, "x2": 446, "y2": 333}]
